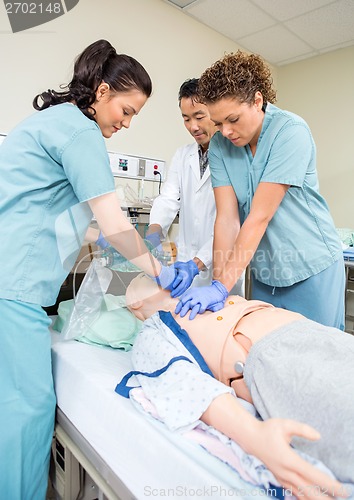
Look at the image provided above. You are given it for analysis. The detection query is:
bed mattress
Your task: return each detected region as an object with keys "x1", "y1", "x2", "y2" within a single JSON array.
[{"x1": 51, "y1": 332, "x2": 267, "y2": 500}]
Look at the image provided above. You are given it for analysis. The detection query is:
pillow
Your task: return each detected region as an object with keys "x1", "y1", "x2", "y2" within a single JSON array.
[{"x1": 52, "y1": 294, "x2": 142, "y2": 350}]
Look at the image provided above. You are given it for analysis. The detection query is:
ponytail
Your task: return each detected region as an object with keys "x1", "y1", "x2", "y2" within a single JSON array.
[{"x1": 33, "y1": 39, "x2": 152, "y2": 119}]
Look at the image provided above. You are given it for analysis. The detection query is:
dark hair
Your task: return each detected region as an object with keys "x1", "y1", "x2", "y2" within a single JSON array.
[
  {"x1": 198, "y1": 51, "x2": 276, "y2": 106},
  {"x1": 33, "y1": 39, "x2": 152, "y2": 120},
  {"x1": 178, "y1": 78, "x2": 199, "y2": 104}
]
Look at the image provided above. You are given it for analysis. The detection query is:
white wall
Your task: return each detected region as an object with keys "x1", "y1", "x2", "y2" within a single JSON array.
[
  {"x1": 276, "y1": 46, "x2": 354, "y2": 228},
  {"x1": 0, "y1": 0, "x2": 241, "y2": 163},
  {"x1": 1, "y1": 0, "x2": 351, "y2": 226}
]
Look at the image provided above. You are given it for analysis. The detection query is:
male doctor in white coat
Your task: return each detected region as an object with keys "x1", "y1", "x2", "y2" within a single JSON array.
[{"x1": 146, "y1": 79, "x2": 218, "y2": 296}]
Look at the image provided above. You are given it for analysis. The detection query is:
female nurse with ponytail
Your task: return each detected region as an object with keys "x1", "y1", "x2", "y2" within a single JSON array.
[{"x1": 0, "y1": 39, "x2": 175, "y2": 498}]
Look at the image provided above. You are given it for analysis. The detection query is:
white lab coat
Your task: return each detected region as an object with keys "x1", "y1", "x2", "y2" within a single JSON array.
[{"x1": 150, "y1": 143, "x2": 215, "y2": 287}]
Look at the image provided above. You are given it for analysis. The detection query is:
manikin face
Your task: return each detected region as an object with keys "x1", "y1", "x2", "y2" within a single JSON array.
[
  {"x1": 92, "y1": 84, "x2": 147, "y2": 138},
  {"x1": 180, "y1": 97, "x2": 216, "y2": 151},
  {"x1": 207, "y1": 92, "x2": 265, "y2": 150},
  {"x1": 125, "y1": 273, "x2": 162, "y2": 320},
  {"x1": 126, "y1": 273, "x2": 178, "y2": 321}
]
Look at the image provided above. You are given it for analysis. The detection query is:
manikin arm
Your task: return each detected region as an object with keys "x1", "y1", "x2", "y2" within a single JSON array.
[
  {"x1": 128, "y1": 305, "x2": 346, "y2": 499},
  {"x1": 202, "y1": 394, "x2": 346, "y2": 500}
]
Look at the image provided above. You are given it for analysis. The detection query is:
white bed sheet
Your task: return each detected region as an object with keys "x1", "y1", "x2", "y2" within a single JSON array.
[{"x1": 51, "y1": 333, "x2": 267, "y2": 500}]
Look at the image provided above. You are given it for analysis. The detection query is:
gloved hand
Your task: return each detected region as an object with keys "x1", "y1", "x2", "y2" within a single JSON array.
[
  {"x1": 170, "y1": 260, "x2": 199, "y2": 298},
  {"x1": 96, "y1": 231, "x2": 110, "y2": 249},
  {"x1": 175, "y1": 279, "x2": 229, "y2": 320},
  {"x1": 149, "y1": 264, "x2": 177, "y2": 291},
  {"x1": 145, "y1": 232, "x2": 162, "y2": 250}
]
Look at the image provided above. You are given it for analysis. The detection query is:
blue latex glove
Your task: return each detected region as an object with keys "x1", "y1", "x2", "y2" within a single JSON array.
[
  {"x1": 96, "y1": 231, "x2": 110, "y2": 249},
  {"x1": 149, "y1": 264, "x2": 177, "y2": 291},
  {"x1": 145, "y1": 232, "x2": 162, "y2": 250},
  {"x1": 170, "y1": 260, "x2": 199, "y2": 298},
  {"x1": 175, "y1": 280, "x2": 229, "y2": 320}
]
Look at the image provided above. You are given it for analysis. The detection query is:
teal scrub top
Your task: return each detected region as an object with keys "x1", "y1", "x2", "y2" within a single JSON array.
[
  {"x1": 0, "y1": 103, "x2": 115, "y2": 306},
  {"x1": 209, "y1": 103, "x2": 342, "y2": 287}
]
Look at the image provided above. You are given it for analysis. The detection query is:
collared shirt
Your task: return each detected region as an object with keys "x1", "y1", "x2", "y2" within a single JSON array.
[
  {"x1": 149, "y1": 142, "x2": 216, "y2": 280},
  {"x1": 198, "y1": 145, "x2": 209, "y2": 179}
]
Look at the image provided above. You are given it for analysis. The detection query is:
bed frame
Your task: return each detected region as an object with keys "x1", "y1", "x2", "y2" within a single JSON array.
[{"x1": 51, "y1": 409, "x2": 132, "y2": 500}]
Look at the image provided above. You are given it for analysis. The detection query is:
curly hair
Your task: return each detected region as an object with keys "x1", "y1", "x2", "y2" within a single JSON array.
[{"x1": 198, "y1": 50, "x2": 276, "y2": 105}]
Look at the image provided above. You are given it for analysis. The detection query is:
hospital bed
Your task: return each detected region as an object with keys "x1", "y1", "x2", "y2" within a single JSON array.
[{"x1": 50, "y1": 325, "x2": 277, "y2": 500}]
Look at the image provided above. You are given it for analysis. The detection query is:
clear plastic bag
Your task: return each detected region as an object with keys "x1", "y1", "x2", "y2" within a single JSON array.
[
  {"x1": 61, "y1": 258, "x2": 113, "y2": 341},
  {"x1": 59, "y1": 238, "x2": 173, "y2": 341},
  {"x1": 97, "y1": 239, "x2": 171, "y2": 271},
  {"x1": 98, "y1": 246, "x2": 141, "y2": 272}
]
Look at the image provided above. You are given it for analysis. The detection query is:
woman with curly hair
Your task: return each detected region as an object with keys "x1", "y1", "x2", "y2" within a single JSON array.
[
  {"x1": 175, "y1": 51, "x2": 345, "y2": 328},
  {"x1": 0, "y1": 39, "x2": 176, "y2": 498}
]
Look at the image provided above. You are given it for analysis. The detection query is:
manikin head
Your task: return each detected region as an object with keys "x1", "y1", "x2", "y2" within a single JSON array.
[{"x1": 125, "y1": 273, "x2": 177, "y2": 321}]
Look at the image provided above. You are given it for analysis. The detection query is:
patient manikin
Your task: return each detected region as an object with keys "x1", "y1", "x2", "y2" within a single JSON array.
[{"x1": 125, "y1": 273, "x2": 354, "y2": 499}]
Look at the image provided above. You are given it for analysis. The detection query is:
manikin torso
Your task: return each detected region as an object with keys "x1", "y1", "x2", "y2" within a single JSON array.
[{"x1": 174, "y1": 295, "x2": 303, "y2": 402}]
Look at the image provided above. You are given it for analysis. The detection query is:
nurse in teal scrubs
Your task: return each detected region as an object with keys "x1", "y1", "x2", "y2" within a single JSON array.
[
  {"x1": 0, "y1": 39, "x2": 175, "y2": 499},
  {"x1": 175, "y1": 50, "x2": 345, "y2": 329}
]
